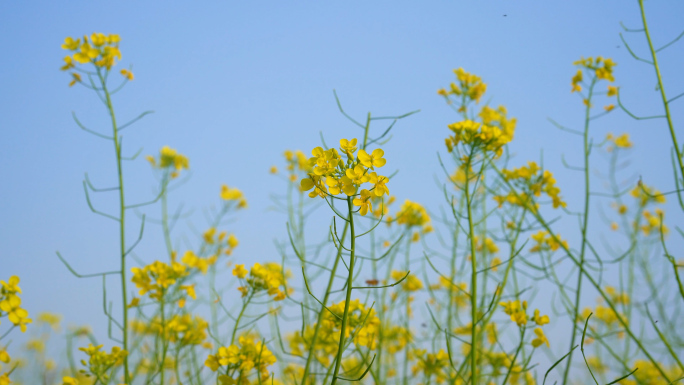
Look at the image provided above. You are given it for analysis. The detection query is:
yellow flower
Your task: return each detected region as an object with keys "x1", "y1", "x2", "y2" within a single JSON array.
[
  {"x1": 532, "y1": 309, "x2": 550, "y2": 325},
  {"x1": 91, "y1": 33, "x2": 107, "y2": 46},
  {"x1": 604, "y1": 104, "x2": 615, "y2": 112},
  {"x1": 531, "y1": 327, "x2": 549, "y2": 348},
  {"x1": 62, "y1": 377, "x2": 79, "y2": 385},
  {"x1": 339, "y1": 138, "x2": 358, "y2": 157},
  {"x1": 61, "y1": 37, "x2": 80, "y2": 50},
  {"x1": 220, "y1": 185, "x2": 244, "y2": 201},
  {"x1": 368, "y1": 172, "x2": 389, "y2": 197},
  {"x1": 571, "y1": 69, "x2": 583, "y2": 92},
  {"x1": 353, "y1": 189, "x2": 373, "y2": 216},
  {"x1": 607, "y1": 85, "x2": 618, "y2": 97},
  {"x1": 120, "y1": 69, "x2": 134, "y2": 81},
  {"x1": 357, "y1": 148, "x2": 386, "y2": 169},
  {"x1": 69, "y1": 72, "x2": 82, "y2": 87},
  {"x1": 233, "y1": 264, "x2": 248, "y2": 279}
]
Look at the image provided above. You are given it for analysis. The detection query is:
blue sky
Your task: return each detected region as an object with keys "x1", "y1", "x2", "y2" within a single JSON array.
[{"x1": 1, "y1": 0, "x2": 683, "y2": 371}]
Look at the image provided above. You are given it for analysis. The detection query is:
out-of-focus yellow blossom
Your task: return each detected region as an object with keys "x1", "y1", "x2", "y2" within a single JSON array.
[
  {"x1": 529, "y1": 230, "x2": 568, "y2": 253},
  {"x1": 37, "y1": 312, "x2": 62, "y2": 331},
  {"x1": 69, "y1": 72, "x2": 82, "y2": 87},
  {"x1": 411, "y1": 349, "x2": 450, "y2": 383},
  {"x1": 631, "y1": 182, "x2": 665, "y2": 206},
  {"x1": 240, "y1": 263, "x2": 290, "y2": 301},
  {"x1": 269, "y1": 165, "x2": 278, "y2": 174},
  {"x1": 574, "y1": 56, "x2": 617, "y2": 82},
  {"x1": 532, "y1": 309, "x2": 550, "y2": 325},
  {"x1": 497, "y1": 162, "x2": 566, "y2": 211},
  {"x1": 60, "y1": 33, "x2": 123, "y2": 87},
  {"x1": 620, "y1": 360, "x2": 682, "y2": 385},
  {"x1": 605, "y1": 286, "x2": 630, "y2": 305},
  {"x1": 181, "y1": 250, "x2": 217, "y2": 274},
  {"x1": 640, "y1": 209, "x2": 668, "y2": 235},
  {"x1": 202, "y1": 228, "x2": 239, "y2": 256},
  {"x1": 26, "y1": 338, "x2": 45, "y2": 353},
  {"x1": 606, "y1": 132, "x2": 632, "y2": 149},
  {"x1": 131, "y1": 260, "x2": 188, "y2": 302},
  {"x1": 77, "y1": 344, "x2": 127, "y2": 381},
  {"x1": 500, "y1": 300, "x2": 528, "y2": 326},
  {"x1": 120, "y1": 68, "x2": 134, "y2": 80},
  {"x1": 439, "y1": 68, "x2": 487, "y2": 104},
  {"x1": 394, "y1": 200, "x2": 431, "y2": 234},
  {"x1": 205, "y1": 333, "x2": 277, "y2": 381},
  {"x1": 473, "y1": 236, "x2": 499, "y2": 254},
  {"x1": 581, "y1": 306, "x2": 625, "y2": 328},
  {"x1": 571, "y1": 69, "x2": 583, "y2": 92},
  {"x1": 146, "y1": 146, "x2": 189, "y2": 179},
  {"x1": 607, "y1": 85, "x2": 618, "y2": 97},
  {"x1": 62, "y1": 377, "x2": 79, "y2": 385},
  {"x1": 604, "y1": 104, "x2": 615, "y2": 112},
  {"x1": 531, "y1": 327, "x2": 549, "y2": 348},
  {"x1": 445, "y1": 104, "x2": 516, "y2": 158},
  {"x1": 232, "y1": 264, "x2": 248, "y2": 279},
  {"x1": 391, "y1": 270, "x2": 423, "y2": 291}
]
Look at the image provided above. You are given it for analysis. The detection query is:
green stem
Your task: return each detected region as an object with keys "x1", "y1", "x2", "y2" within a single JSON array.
[
  {"x1": 231, "y1": 292, "x2": 254, "y2": 346},
  {"x1": 639, "y1": 0, "x2": 684, "y2": 196},
  {"x1": 161, "y1": 176, "x2": 173, "y2": 259},
  {"x1": 160, "y1": 295, "x2": 166, "y2": 384},
  {"x1": 330, "y1": 198, "x2": 357, "y2": 385},
  {"x1": 464, "y1": 154, "x2": 478, "y2": 385},
  {"x1": 98, "y1": 69, "x2": 130, "y2": 383},
  {"x1": 562, "y1": 77, "x2": 596, "y2": 385},
  {"x1": 300, "y1": 221, "x2": 349, "y2": 385}
]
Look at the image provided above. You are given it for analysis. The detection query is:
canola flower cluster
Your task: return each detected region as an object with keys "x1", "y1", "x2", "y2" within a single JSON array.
[
  {"x1": 131, "y1": 314, "x2": 210, "y2": 347},
  {"x1": 438, "y1": 67, "x2": 488, "y2": 105},
  {"x1": 445, "y1": 110, "x2": 516, "y2": 158},
  {"x1": 300, "y1": 138, "x2": 389, "y2": 216},
  {"x1": 205, "y1": 333, "x2": 277, "y2": 384},
  {"x1": 131, "y1": 260, "x2": 195, "y2": 307},
  {"x1": 0, "y1": 276, "x2": 31, "y2": 333},
  {"x1": 439, "y1": 69, "x2": 516, "y2": 158},
  {"x1": 411, "y1": 349, "x2": 451, "y2": 383},
  {"x1": 495, "y1": 161, "x2": 566, "y2": 212},
  {"x1": 499, "y1": 300, "x2": 550, "y2": 348},
  {"x1": 571, "y1": 56, "x2": 618, "y2": 111},
  {"x1": 1, "y1": 276, "x2": 31, "y2": 385},
  {"x1": 60, "y1": 33, "x2": 133, "y2": 87},
  {"x1": 529, "y1": 230, "x2": 569, "y2": 253},
  {"x1": 146, "y1": 146, "x2": 190, "y2": 179},
  {"x1": 62, "y1": 344, "x2": 127, "y2": 384},
  {"x1": 232, "y1": 263, "x2": 289, "y2": 301}
]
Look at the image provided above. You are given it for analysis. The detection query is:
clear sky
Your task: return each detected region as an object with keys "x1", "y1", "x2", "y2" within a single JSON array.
[{"x1": 1, "y1": 0, "x2": 683, "y2": 369}]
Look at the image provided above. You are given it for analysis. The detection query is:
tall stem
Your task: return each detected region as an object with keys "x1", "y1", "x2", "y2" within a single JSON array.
[
  {"x1": 639, "y1": 0, "x2": 684, "y2": 194},
  {"x1": 330, "y1": 198, "x2": 357, "y2": 385},
  {"x1": 98, "y1": 69, "x2": 130, "y2": 383},
  {"x1": 300, "y1": 221, "x2": 349, "y2": 384},
  {"x1": 562, "y1": 77, "x2": 596, "y2": 385},
  {"x1": 464, "y1": 154, "x2": 478, "y2": 385}
]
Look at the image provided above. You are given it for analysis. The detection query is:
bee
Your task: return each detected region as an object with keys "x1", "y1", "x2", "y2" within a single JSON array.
[{"x1": 365, "y1": 279, "x2": 379, "y2": 286}]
